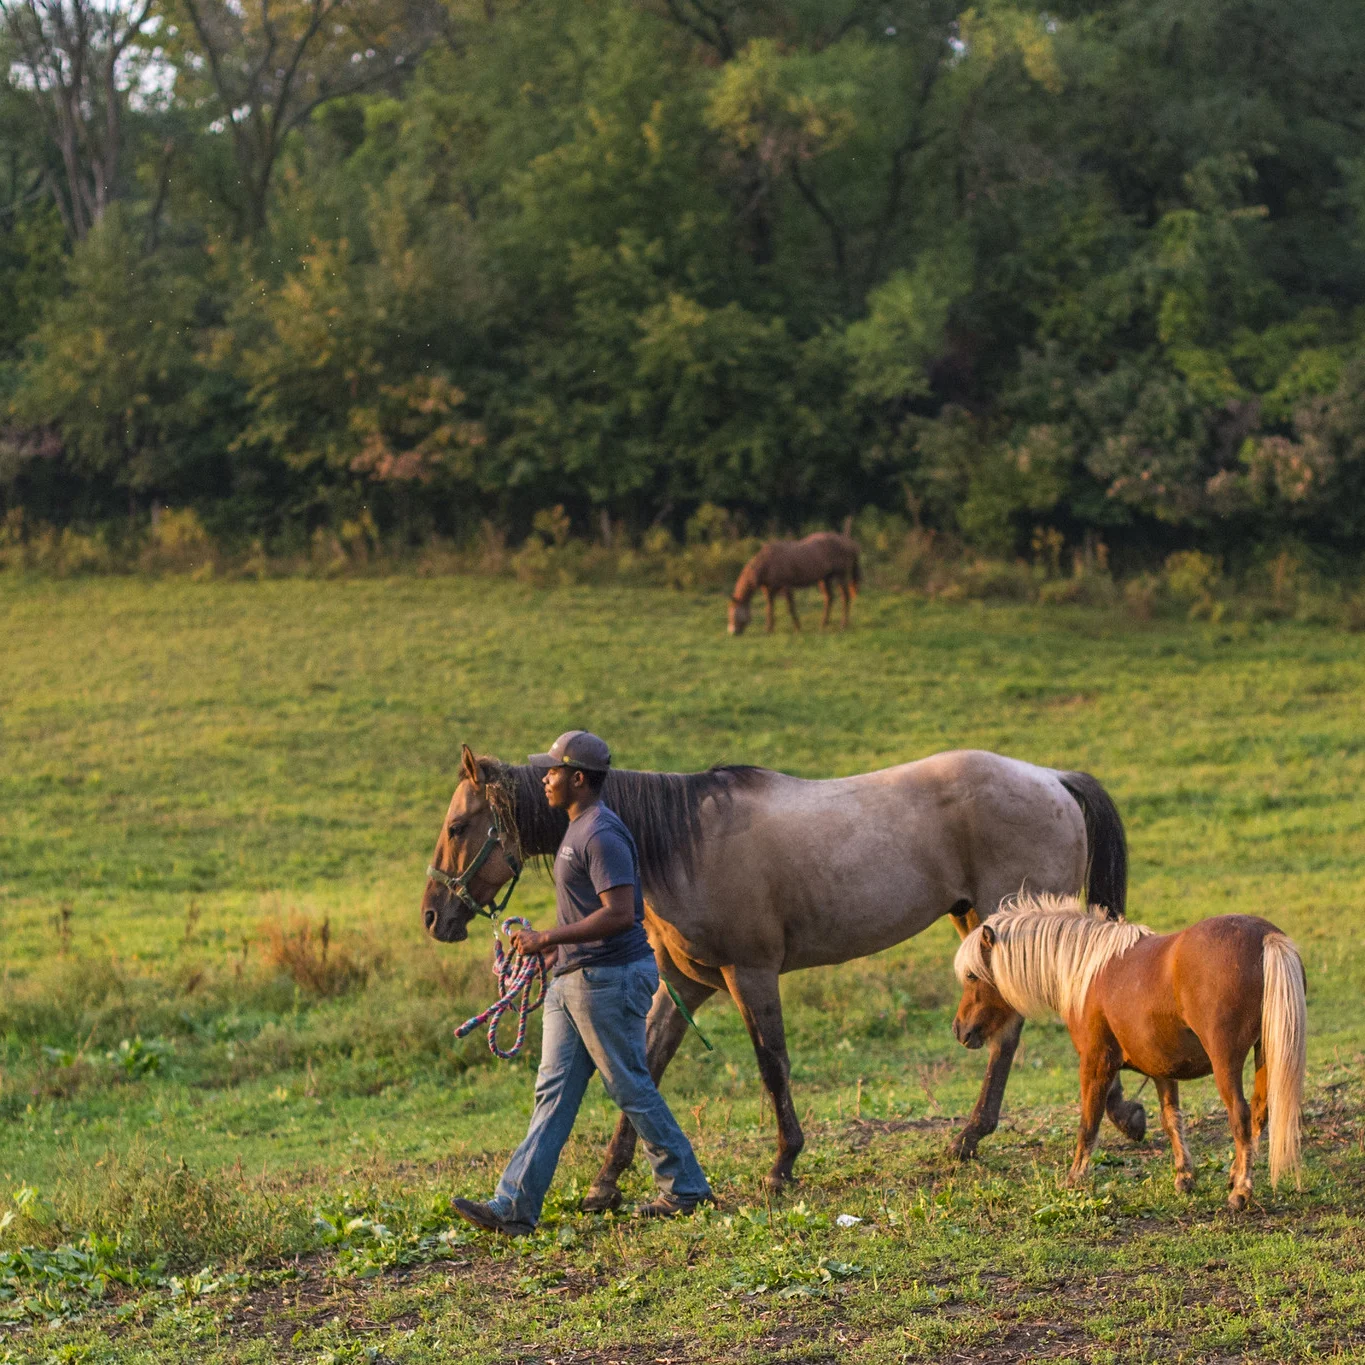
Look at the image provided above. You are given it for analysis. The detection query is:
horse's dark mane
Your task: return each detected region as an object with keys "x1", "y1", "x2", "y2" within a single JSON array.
[{"x1": 477, "y1": 758, "x2": 770, "y2": 890}]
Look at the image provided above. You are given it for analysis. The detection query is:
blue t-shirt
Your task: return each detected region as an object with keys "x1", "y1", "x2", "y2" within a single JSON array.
[{"x1": 552, "y1": 802, "x2": 653, "y2": 975}]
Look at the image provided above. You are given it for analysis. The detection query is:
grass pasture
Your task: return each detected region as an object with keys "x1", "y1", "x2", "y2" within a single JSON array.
[{"x1": 2, "y1": 576, "x2": 1365, "y2": 1363}]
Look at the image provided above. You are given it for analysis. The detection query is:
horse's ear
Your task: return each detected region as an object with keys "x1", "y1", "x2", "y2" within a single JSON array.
[
  {"x1": 460, "y1": 744, "x2": 483, "y2": 790},
  {"x1": 949, "y1": 907, "x2": 981, "y2": 941},
  {"x1": 981, "y1": 924, "x2": 997, "y2": 949}
]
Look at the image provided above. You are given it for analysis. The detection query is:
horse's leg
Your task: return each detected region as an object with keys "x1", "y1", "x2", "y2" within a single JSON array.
[
  {"x1": 1250, "y1": 1042, "x2": 1268, "y2": 1158},
  {"x1": 1155, "y1": 1078, "x2": 1195, "y2": 1194},
  {"x1": 783, "y1": 588, "x2": 801, "y2": 631},
  {"x1": 1068, "y1": 1048, "x2": 1119, "y2": 1185},
  {"x1": 582, "y1": 969, "x2": 717, "y2": 1212},
  {"x1": 818, "y1": 578, "x2": 833, "y2": 630},
  {"x1": 840, "y1": 579, "x2": 851, "y2": 629},
  {"x1": 721, "y1": 964, "x2": 804, "y2": 1191},
  {"x1": 1105, "y1": 1073, "x2": 1147, "y2": 1142},
  {"x1": 763, "y1": 587, "x2": 775, "y2": 634},
  {"x1": 950, "y1": 1011, "x2": 1024, "y2": 1159},
  {"x1": 1211, "y1": 1047, "x2": 1255, "y2": 1210}
]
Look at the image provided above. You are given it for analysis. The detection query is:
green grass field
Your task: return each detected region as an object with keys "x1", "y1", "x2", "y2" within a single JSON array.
[{"x1": 2, "y1": 576, "x2": 1364, "y2": 1363}]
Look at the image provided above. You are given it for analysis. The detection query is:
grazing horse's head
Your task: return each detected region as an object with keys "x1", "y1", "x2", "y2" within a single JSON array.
[
  {"x1": 421, "y1": 745, "x2": 521, "y2": 943},
  {"x1": 951, "y1": 923, "x2": 1016, "y2": 1050},
  {"x1": 727, "y1": 595, "x2": 751, "y2": 636}
]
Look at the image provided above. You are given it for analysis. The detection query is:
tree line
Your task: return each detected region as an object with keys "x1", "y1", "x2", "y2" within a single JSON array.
[{"x1": 2, "y1": 0, "x2": 1364, "y2": 571}]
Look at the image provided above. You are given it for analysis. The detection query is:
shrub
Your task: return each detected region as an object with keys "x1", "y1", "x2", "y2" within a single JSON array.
[
  {"x1": 138, "y1": 507, "x2": 216, "y2": 577},
  {"x1": 1162, "y1": 550, "x2": 1224, "y2": 620},
  {"x1": 1123, "y1": 572, "x2": 1160, "y2": 619}
]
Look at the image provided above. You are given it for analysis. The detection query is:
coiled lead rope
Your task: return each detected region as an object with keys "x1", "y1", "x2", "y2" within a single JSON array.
[{"x1": 453, "y1": 916, "x2": 549, "y2": 1060}]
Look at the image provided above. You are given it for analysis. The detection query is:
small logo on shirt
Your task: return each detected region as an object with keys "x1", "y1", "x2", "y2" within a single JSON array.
[{"x1": 558, "y1": 846, "x2": 574, "y2": 859}]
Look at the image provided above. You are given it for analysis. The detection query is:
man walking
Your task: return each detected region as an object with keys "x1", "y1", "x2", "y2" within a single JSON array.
[{"x1": 452, "y1": 730, "x2": 713, "y2": 1236}]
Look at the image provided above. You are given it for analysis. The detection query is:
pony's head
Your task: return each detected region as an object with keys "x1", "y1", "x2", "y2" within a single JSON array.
[
  {"x1": 951, "y1": 922, "x2": 1016, "y2": 1049},
  {"x1": 421, "y1": 745, "x2": 522, "y2": 943},
  {"x1": 727, "y1": 595, "x2": 752, "y2": 636}
]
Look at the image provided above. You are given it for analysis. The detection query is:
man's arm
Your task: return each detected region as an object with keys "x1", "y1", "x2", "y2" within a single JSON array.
[{"x1": 510, "y1": 886, "x2": 634, "y2": 957}]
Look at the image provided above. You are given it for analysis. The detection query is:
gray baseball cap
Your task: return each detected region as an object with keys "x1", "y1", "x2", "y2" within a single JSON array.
[{"x1": 528, "y1": 730, "x2": 612, "y2": 772}]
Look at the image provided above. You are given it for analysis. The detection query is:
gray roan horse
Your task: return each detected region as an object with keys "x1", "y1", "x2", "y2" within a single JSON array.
[{"x1": 422, "y1": 746, "x2": 1143, "y2": 1208}]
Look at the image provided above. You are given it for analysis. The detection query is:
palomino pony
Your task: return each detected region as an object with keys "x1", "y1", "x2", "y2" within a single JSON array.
[
  {"x1": 728, "y1": 532, "x2": 860, "y2": 634},
  {"x1": 953, "y1": 894, "x2": 1306, "y2": 1209},
  {"x1": 423, "y1": 747, "x2": 1145, "y2": 1208}
]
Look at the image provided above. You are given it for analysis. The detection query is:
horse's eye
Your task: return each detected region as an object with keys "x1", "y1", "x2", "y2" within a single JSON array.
[
  {"x1": 448, "y1": 821, "x2": 467, "y2": 839},
  {"x1": 966, "y1": 972, "x2": 978, "y2": 983}
]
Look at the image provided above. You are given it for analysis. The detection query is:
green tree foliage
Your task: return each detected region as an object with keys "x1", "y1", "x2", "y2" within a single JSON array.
[
  {"x1": 7, "y1": 209, "x2": 222, "y2": 502},
  {"x1": 3, "y1": 0, "x2": 1365, "y2": 564}
]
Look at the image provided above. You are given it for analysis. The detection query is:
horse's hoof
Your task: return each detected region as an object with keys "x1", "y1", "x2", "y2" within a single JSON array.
[
  {"x1": 1175, "y1": 1173, "x2": 1196, "y2": 1195},
  {"x1": 580, "y1": 1185, "x2": 623, "y2": 1213},
  {"x1": 763, "y1": 1171, "x2": 794, "y2": 1195},
  {"x1": 1114, "y1": 1102, "x2": 1146, "y2": 1143},
  {"x1": 1227, "y1": 1189, "x2": 1249, "y2": 1212},
  {"x1": 949, "y1": 1131, "x2": 980, "y2": 1162}
]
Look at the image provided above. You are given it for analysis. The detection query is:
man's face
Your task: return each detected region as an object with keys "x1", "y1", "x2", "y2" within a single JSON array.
[{"x1": 542, "y1": 764, "x2": 586, "y2": 809}]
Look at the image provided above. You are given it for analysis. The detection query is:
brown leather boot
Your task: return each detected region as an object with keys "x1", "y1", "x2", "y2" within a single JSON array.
[{"x1": 451, "y1": 1197, "x2": 534, "y2": 1237}]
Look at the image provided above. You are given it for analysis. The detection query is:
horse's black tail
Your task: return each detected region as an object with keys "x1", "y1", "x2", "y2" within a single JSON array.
[{"x1": 1058, "y1": 771, "x2": 1127, "y2": 919}]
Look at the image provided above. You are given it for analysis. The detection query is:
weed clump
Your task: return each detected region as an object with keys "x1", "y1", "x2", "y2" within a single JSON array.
[
  {"x1": 0, "y1": 1141, "x2": 313, "y2": 1270},
  {"x1": 257, "y1": 913, "x2": 376, "y2": 997}
]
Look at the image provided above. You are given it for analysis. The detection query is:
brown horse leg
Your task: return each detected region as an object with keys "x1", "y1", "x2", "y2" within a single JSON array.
[
  {"x1": 1068, "y1": 1049, "x2": 1120, "y2": 1185},
  {"x1": 1250, "y1": 1042, "x2": 1268, "y2": 1156},
  {"x1": 763, "y1": 586, "x2": 775, "y2": 633},
  {"x1": 1105, "y1": 1073, "x2": 1147, "y2": 1142},
  {"x1": 1211, "y1": 1050, "x2": 1255, "y2": 1210},
  {"x1": 950, "y1": 1012, "x2": 1024, "y2": 1159},
  {"x1": 784, "y1": 588, "x2": 801, "y2": 631},
  {"x1": 721, "y1": 964, "x2": 804, "y2": 1191},
  {"x1": 582, "y1": 970, "x2": 717, "y2": 1212},
  {"x1": 1155, "y1": 1078, "x2": 1195, "y2": 1194},
  {"x1": 819, "y1": 578, "x2": 833, "y2": 630},
  {"x1": 840, "y1": 580, "x2": 851, "y2": 628}
]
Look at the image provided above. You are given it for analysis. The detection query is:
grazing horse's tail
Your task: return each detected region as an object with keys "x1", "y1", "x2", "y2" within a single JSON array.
[
  {"x1": 1057, "y1": 771, "x2": 1127, "y2": 919},
  {"x1": 1261, "y1": 932, "x2": 1307, "y2": 1188}
]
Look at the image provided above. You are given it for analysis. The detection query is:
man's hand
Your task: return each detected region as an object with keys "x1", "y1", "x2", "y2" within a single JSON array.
[{"x1": 510, "y1": 926, "x2": 553, "y2": 958}]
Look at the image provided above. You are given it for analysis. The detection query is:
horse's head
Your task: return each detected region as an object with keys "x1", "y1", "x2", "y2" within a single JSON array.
[
  {"x1": 951, "y1": 923, "x2": 1016, "y2": 1049},
  {"x1": 421, "y1": 745, "x2": 521, "y2": 943},
  {"x1": 727, "y1": 595, "x2": 751, "y2": 636}
]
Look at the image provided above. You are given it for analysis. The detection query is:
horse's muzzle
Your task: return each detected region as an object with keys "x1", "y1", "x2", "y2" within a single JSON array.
[
  {"x1": 953, "y1": 1018, "x2": 984, "y2": 1050},
  {"x1": 423, "y1": 895, "x2": 469, "y2": 943}
]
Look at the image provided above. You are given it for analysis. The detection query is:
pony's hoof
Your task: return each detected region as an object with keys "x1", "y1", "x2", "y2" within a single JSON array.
[
  {"x1": 1227, "y1": 1189, "x2": 1249, "y2": 1212},
  {"x1": 1174, "y1": 1173, "x2": 1196, "y2": 1195},
  {"x1": 763, "y1": 1171, "x2": 794, "y2": 1195},
  {"x1": 1113, "y1": 1102, "x2": 1146, "y2": 1143},
  {"x1": 580, "y1": 1185, "x2": 623, "y2": 1213}
]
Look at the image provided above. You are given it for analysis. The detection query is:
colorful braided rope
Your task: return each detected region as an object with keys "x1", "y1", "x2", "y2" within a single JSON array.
[{"x1": 453, "y1": 916, "x2": 549, "y2": 1060}]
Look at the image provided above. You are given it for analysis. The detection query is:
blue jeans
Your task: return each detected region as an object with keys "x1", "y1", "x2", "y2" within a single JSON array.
[{"x1": 486, "y1": 956, "x2": 711, "y2": 1227}]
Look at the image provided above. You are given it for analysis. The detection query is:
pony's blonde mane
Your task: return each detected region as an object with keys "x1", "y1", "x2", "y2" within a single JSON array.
[{"x1": 954, "y1": 892, "x2": 1154, "y2": 1026}]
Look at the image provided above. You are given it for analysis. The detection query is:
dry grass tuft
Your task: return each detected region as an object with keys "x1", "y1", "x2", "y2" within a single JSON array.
[{"x1": 257, "y1": 912, "x2": 379, "y2": 997}]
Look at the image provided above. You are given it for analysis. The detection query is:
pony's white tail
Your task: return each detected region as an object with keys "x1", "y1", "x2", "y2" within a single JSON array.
[{"x1": 1261, "y1": 933, "x2": 1307, "y2": 1188}]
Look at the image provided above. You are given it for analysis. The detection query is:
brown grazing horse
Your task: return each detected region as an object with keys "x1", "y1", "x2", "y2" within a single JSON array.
[
  {"x1": 423, "y1": 747, "x2": 1144, "y2": 1208},
  {"x1": 728, "y1": 532, "x2": 860, "y2": 634},
  {"x1": 953, "y1": 894, "x2": 1306, "y2": 1209}
]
